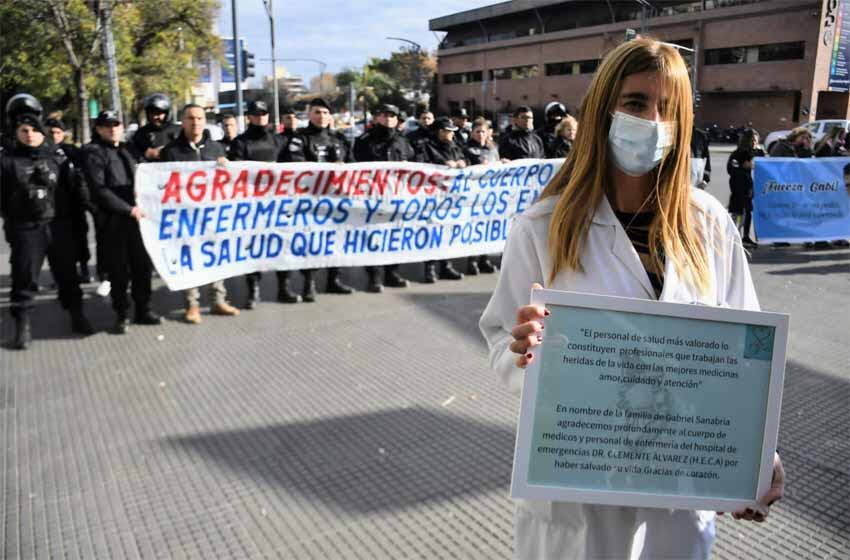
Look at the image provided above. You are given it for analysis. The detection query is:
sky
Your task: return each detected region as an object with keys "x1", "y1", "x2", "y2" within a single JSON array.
[{"x1": 216, "y1": 0, "x2": 496, "y2": 87}]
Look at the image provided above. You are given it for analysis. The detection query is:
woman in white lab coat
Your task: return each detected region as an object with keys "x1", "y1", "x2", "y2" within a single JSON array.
[{"x1": 479, "y1": 39, "x2": 785, "y2": 559}]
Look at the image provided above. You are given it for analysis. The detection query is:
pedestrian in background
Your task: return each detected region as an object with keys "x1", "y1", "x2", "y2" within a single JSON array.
[
  {"x1": 131, "y1": 93, "x2": 181, "y2": 162},
  {"x1": 769, "y1": 127, "x2": 813, "y2": 158},
  {"x1": 546, "y1": 114, "x2": 577, "y2": 159},
  {"x1": 538, "y1": 101, "x2": 568, "y2": 157},
  {"x1": 463, "y1": 118, "x2": 500, "y2": 276},
  {"x1": 161, "y1": 104, "x2": 241, "y2": 324},
  {"x1": 727, "y1": 128, "x2": 764, "y2": 247},
  {"x1": 814, "y1": 126, "x2": 849, "y2": 157}
]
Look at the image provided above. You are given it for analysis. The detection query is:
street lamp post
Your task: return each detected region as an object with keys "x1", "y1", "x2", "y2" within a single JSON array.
[
  {"x1": 231, "y1": 0, "x2": 244, "y2": 132},
  {"x1": 262, "y1": 0, "x2": 280, "y2": 129},
  {"x1": 386, "y1": 36, "x2": 423, "y2": 103}
]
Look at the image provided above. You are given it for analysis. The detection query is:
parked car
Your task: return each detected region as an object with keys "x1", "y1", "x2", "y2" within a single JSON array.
[{"x1": 764, "y1": 120, "x2": 849, "y2": 153}]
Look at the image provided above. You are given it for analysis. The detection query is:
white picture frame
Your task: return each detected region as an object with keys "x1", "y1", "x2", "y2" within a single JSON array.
[{"x1": 511, "y1": 288, "x2": 789, "y2": 512}]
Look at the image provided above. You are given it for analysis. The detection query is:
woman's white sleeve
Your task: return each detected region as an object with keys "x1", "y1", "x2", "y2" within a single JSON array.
[
  {"x1": 478, "y1": 218, "x2": 545, "y2": 394},
  {"x1": 723, "y1": 214, "x2": 760, "y2": 312}
]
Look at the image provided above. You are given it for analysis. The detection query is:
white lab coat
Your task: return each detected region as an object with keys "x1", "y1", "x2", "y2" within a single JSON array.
[{"x1": 479, "y1": 188, "x2": 759, "y2": 560}]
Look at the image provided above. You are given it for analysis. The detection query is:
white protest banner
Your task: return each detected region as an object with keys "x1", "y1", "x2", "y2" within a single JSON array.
[{"x1": 136, "y1": 160, "x2": 561, "y2": 290}]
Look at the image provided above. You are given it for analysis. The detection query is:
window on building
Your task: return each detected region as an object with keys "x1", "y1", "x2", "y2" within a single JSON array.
[
  {"x1": 758, "y1": 41, "x2": 805, "y2": 62},
  {"x1": 545, "y1": 59, "x2": 599, "y2": 76},
  {"x1": 443, "y1": 71, "x2": 484, "y2": 85},
  {"x1": 444, "y1": 73, "x2": 464, "y2": 85},
  {"x1": 490, "y1": 64, "x2": 539, "y2": 80},
  {"x1": 705, "y1": 41, "x2": 806, "y2": 65}
]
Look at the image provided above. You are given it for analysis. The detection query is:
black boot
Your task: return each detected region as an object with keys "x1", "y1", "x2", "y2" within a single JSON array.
[
  {"x1": 384, "y1": 267, "x2": 409, "y2": 288},
  {"x1": 467, "y1": 257, "x2": 480, "y2": 276},
  {"x1": 13, "y1": 312, "x2": 31, "y2": 350},
  {"x1": 114, "y1": 314, "x2": 130, "y2": 335},
  {"x1": 135, "y1": 309, "x2": 163, "y2": 325},
  {"x1": 478, "y1": 256, "x2": 497, "y2": 273},
  {"x1": 78, "y1": 263, "x2": 93, "y2": 284},
  {"x1": 423, "y1": 262, "x2": 437, "y2": 284},
  {"x1": 276, "y1": 272, "x2": 302, "y2": 303},
  {"x1": 439, "y1": 261, "x2": 464, "y2": 281},
  {"x1": 367, "y1": 267, "x2": 384, "y2": 293},
  {"x1": 69, "y1": 307, "x2": 95, "y2": 335},
  {"x1": 302, "y1": 270, "x2": 317, "y2": 303},
  {"x1": 326, "y1": 268, "x2": 355, "y2": 294},
  {"x1": 246, "y1": 277, "x2": 260, "y2": 310}
]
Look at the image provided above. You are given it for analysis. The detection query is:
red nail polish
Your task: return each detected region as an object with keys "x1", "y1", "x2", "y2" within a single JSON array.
[
  {"x1": 526, "y1": 353, "x2": 533, "y2": 359},
  {"x1": 540, "y1": 324, "x2": 545, "y2": 330},
  {"x1": 544, "y1": 309, "x2": 551, "y2": 316}
]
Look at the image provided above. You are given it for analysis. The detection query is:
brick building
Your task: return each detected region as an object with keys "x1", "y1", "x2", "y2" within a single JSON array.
[{"x1": 430, "y1": 0, "x2": 847, "y2": 136}]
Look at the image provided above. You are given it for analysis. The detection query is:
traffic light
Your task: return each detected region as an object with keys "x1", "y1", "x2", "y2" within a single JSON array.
[{"x1": 242, "y1": 49, "x2": 256, "y2": 80}]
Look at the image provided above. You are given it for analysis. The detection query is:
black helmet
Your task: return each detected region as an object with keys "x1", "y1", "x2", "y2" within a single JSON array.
[
  {"x1": 5, "y1": 93, "x2": 43, "y2": 121},
  {"x1": 144, "y1": 93, "x2": 171, "y2": 118},
  {"x1": 544, "y1": 101, "x2": 567, "y2": 117}
]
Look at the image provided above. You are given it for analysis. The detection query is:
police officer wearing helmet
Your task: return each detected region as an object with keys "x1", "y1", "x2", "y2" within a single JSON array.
[
  {"x1": 538, "y1": 101, "x2": 567, "y2": 157},
  {"x1": 279, "y1": 97, "x2": 355, "y2": 301},
  {"x1": 131, "y1": 93, "x2": 181, "y2": 161},
  {"x1": 417, "y1": 116, "x2": 466, "y2": 283},
  {"x1": 227, "y1": 99, "x2": 294, "y2": 308},
  {"x1": 1, "y1": 111, "x2": 94, "y2": 349},
  {"x1": 2, "y1": 93, "x2": 43, "y2": 151},
  {"x1": 353, "y1": 103, "x2": 416, "y2": 293},
  {"x1": 83, "y1": 110, "x2": 162, "y2": 333}
]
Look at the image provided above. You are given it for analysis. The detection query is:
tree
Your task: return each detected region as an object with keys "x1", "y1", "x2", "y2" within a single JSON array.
[{"x1": 0, "y1": 0, "x2": 219, "y2": 142}]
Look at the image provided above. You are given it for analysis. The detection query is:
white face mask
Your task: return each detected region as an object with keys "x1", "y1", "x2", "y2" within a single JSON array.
[{"x1": 608, "y1": 111, "x2": 674, "y2": 177}]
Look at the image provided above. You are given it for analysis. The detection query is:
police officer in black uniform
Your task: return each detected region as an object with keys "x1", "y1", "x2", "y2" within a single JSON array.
[
  {"x1": 45, "y1": 117, "x2": 95, "y2": 283},
  {"x1": 1, "y1": 111, "x2": 94, "y2": 348},
  {"x1": 2, "y1": 93, "x2": 43, "y2": 151},
  {"x1": 281, "y1": 106, "x2": 299, "y2": 140},
  {"x1": 131, "y1": 93, "x2": 181, "y2": 162},
  {"x1": 279, "y1": 97, "x2": 355, "y2": 301},
  {"x1": 537, "y1": 101, "x2": 567, "y2": 157},
  {"x1": 227, "y1": 99, "x2": 296, "y2": 308},
  {"x1": 417, "y1": 117, "x2": 466, "y2": 283},
  {"x1": 353, "y1": 103, "x2": 416, "y2": 293},
  {"x1": 405, "y1": 109, "x2": 434, "y2": 156},
  {"x1": 499, "y1": 105, "x2": 545, "y2": 160},
  {"x1": 450, "y1": 107, "x2": 470, "y2": 148},
  {"x1": 690, "y1": 125, "x2": 712, "y2": 189},
  {"x1": 83, "y1": 110, "x2": 162, "y2": 333}
]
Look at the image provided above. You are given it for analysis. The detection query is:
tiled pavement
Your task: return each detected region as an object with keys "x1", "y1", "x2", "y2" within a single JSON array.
[{"x1": 1, "y1": 180, "x2": 848, "y2": 559}]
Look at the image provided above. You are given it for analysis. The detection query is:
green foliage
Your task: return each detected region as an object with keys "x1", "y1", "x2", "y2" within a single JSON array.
[{"x1": 0, "y1": 0, "x2": 220, "y2": 121}]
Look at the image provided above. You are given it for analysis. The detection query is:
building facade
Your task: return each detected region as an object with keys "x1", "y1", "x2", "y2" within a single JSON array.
[{"x1": 431, "y1": 0, "x2": 847, "y2": 136}]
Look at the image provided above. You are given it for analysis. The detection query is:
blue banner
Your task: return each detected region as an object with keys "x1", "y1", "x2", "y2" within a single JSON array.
[{"x1": 752, "y1": 157, "x2": 850, "y2": 243}]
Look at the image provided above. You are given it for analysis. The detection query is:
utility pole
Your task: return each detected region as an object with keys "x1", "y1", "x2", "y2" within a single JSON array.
[
  {"x1": 262, "y1": 0, "x2": 280, "y2": 129},
  {"x1": 100, "y1": 0, "x2": 122, "y2": 121},
  {"x1": 231, "y1": 0, "x2": 244, "y2": 132}
]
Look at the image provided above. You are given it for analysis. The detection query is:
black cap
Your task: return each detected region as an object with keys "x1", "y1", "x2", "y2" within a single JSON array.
[
  {"x1": 309, "y1": 98, "x2": 330, "y2": 110},
  {"x1": 281, "y1": 106, "x2": 297, "y2": 115},
  {"x1": 246, "y1": 100, "x2": 269, "y2": 115},
  {"x1": 450, "y1": 107, "x2": 468, "y2": 119},
  {"x1": 95, "y1": 110, "x2": 121, "y2": 126},
  {"x1": 435, "y1": 116, "x2": 459, "y2": 131},
  {"x1": 44, "y1": 117, "x2": 65, "y2": 130},
  {"x1": 14, "y1": 113, "x2": 44, "y2": 133},
  {"x1": 377, "y1": 103, "x2": 399, "y2": 116}
]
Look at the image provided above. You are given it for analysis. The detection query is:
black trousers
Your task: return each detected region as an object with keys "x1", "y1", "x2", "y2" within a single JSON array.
[
  {"x1": 104, "y1": 215, "x2": 152, "y2": 316},
  {"x1": 71, "y1": 206, "x2": 91, "y2": 268},
  {"x1": 7, "y1": 219, "x2": 82, "y2": 316}
]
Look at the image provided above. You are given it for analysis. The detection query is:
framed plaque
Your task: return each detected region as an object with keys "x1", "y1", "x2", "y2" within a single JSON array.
[{"x1": 511, "y1": 289, "x2": 789, "y2": 512}]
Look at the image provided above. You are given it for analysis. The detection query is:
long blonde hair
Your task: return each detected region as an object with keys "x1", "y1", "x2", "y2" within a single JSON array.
[{"x1": 541, "y1": 38, "x2": 709, "y2": 294}]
